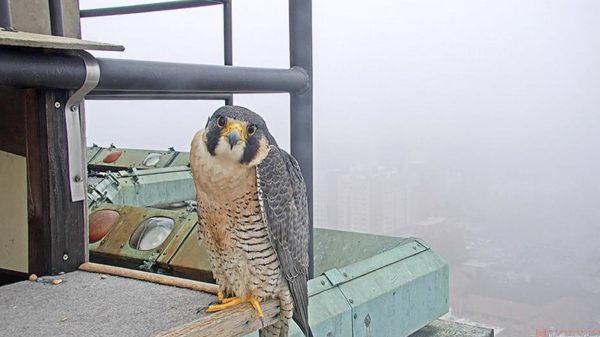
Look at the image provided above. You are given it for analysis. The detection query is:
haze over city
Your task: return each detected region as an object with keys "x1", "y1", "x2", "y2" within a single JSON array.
[{"x1": 81, "y1": 1, "x2": 600, "y2": 336}]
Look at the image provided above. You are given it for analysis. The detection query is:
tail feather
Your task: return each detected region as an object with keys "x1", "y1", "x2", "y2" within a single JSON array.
[{"x1": 289, "y1": 279, "x2": 313, "y2": 337}]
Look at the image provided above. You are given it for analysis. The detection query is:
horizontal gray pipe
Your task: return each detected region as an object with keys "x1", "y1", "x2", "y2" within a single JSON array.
[{"x1": 0, "y1": 49, "x2": 309, "y2": 94}]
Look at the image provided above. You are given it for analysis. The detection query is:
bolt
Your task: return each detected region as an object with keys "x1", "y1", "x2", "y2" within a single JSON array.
[
  {"x1": 353, "y1": 313, "x2": 357, "y2": 319},
  {"x1": 71, "y1": 105, "x2": 78, "y2": 112},
  {"x1": 54, "y1": 101, "x2": 61, "y2": 108},
  {"x1": 74, "y1": 175, "x2": 82, "y2": 183},
  {"x1": 364, "y1": 314, "x2": 371, "y2": 327},
  {"x1": 343, "y1": 272, "x2": 348, "y2": 277},
  {"x1": 348, "y1": 299, "x2": 354, "y2": 304},
  {"x1": 120, "y1": 244, "x2": 124, "y2": 248},
  {"x1": 320, "y1": 280, "x2": 326, "y2": 286},
  {"x1": 62, "y1": 254, "x2": 69, "y2": 261}
]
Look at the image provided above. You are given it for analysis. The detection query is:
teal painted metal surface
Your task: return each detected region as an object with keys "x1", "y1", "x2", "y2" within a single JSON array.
[
  {"x1": 88, "y1": 166, "x2": 195, "y2": 208},
  {"x1": 246, "y1": 230, "x2": 449, "y2": 337},
  {"x1": 87, "y1": 146, "x2": 187, "y2": 171},
  {"x1": 343, "y1": 241, "x2": 448, "y2": 337},
  {"x1": 86, "y1": 145, "x2": 103, "y2": 162},
  {"x1": 313, "y1": 228, "x2": 412, "y2": 276},
  {"x1": 167, "y1": 151, "x2": 190, "y2": 167}
]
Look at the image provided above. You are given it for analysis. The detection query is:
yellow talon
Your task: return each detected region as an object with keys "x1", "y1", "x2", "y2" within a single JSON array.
[
  {"x1": 216, "y1": 290, "x2": 239, "y2": 304},
  {"x1": 249, "y1": 295, "x2": 265, "y2": 327},
  {"x1": 207, "y1": 292, "x2": 263, "y2": 326},
  {"x1": 221, "y1": 297, "x2": 239, "y2": 304},
  {"x1": 206, "y1": 297, "x2": 242, "y2": 312},
  {"x1": 217, "y1": 290, "x2": 225, "y2": 302},
  {"x1": 248, "y1": 295, "x2": 263, "y2": 318}
]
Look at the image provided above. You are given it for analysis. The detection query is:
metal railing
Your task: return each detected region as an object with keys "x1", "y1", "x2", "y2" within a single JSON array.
[
  {"x1": 78, "y1": 0, "x2": 234, "y2": 104},
  {"x1": 0, "y1": 0, "x2": 313, "y2": 276}
]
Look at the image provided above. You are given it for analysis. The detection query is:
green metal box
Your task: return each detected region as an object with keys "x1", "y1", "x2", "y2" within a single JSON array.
[
  {"x1": 87, "y1": 166, "x2": 195, "y2": 208},
  {"x1": 247, "y1": 229, "x2": 449, "y2": 337}
]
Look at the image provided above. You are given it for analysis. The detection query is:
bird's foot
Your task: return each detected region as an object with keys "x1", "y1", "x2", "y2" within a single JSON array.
[
  {"x1": 221, "y1": 296, "x2": 240, "y2": 304},
  {"x1": 210, "y1": 290, "x2": 241, "y2": 306},
  {"x1": 248, "y1": 295, "x2": 265, "y2": 327},
  {"x1": 217, "y1": 290, "x2": 225, "y2": 302},
  {"x1": 206, "y1": 293, "x2": 265, "y2": 326},
  {"x1": 206, "y1": 297, "x2": 242, "y2": 312}
]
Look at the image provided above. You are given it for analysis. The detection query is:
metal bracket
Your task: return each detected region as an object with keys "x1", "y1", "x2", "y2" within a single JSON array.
[
  {"x1": 323, "y1": 268, "x2": 348, "y2": 287},
  {"x1": 65, "y1": 50, "x2": 100, "y2": 201}
]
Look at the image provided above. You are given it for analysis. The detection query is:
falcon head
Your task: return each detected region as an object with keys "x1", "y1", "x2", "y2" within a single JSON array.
[{"x1": 203, "y1": 105, "x2": 274, "y2": 166}]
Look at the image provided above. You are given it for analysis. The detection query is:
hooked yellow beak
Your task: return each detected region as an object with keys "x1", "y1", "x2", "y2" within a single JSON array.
[{"x1": 222, "y1": 121, "x2": 246, "y2": 149}]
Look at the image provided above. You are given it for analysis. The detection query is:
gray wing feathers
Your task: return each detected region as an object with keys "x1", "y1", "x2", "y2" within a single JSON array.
[{"x1": 257, "y1": 146, "x2": 312, "y2": 337}]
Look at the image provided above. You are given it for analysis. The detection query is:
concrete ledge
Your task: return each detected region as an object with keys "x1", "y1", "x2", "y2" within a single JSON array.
[
  {"x1": 0, "y1": 271, "x2": 214, "y2": 337},
  {"x1": 410, "y1": 319, "x2": 494, "y2": 337}
]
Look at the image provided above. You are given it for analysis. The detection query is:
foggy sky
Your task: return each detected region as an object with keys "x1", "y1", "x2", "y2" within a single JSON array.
[{"x1": 80, "y1": 1, "x2": 600, "y2": 335}]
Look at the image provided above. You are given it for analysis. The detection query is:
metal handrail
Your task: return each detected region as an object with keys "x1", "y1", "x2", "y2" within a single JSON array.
[
  {"x1": 0, "y1": 50, "x2": 309, "y2": 95},
  {"x1": 80, "y1": 0, "x2": 224, "y2": 18}
]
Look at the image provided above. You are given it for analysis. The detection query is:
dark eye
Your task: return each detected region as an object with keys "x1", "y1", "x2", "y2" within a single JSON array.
[
  {"x1": 216, "y1": 116, "x2": 226, "y2": 128},
  {"x1": 247, "y1": 124, "x2": 257, "y2": 135}
]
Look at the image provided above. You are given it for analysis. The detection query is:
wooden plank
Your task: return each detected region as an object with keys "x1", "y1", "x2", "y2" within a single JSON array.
[
  {"x1": 25, "y1": 89, "x2": 87, "y2": 275},
  {"x1": 0, "y1": 30, "x2": 124, "y2": 51},
  {"x1": 79, "y1": 262, "x2": 218, "y2": 294},
  {"x1": 24, "y1": 88, "x2": 47, "y2": 275},
  {"x1": 154, "y1": 299, "x2": 281, "y2": 337}
]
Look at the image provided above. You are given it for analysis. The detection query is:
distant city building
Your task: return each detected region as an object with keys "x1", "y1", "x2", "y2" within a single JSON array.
[{"x1": 315, "y1": 166, "x2": 407, "y2": 234}]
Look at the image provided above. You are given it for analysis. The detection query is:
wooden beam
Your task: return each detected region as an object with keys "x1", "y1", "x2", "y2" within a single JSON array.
[
  {"x1": 26, "y1": 89, "x2": 87, "y2": 275},
  {"x1": 153, "y1": 299, "x2": 281, "y2": 337},
  {"x1": 80, "y1": 262, "x2": 279, "y2": 337},
  {"x1": 3, "y1": 0, "x2": 90, "y2": 276},
  {"x1": 79, "y1": 262, "x2": 218, "y2": 294}
]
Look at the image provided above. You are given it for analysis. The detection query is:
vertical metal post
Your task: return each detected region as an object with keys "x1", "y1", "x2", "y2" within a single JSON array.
[
  {"x1": 223, "y1": 0, "x2": 233, "y2": 106},
  {"x1": 289, "y1": 0, "x2": 313, "y2": 278},
  {"x1": 48, "y1": 0, "x2": 65, "y2": 36},
  {"x1": 0, "y1": 0, "x2": 12, "y2": 29}
]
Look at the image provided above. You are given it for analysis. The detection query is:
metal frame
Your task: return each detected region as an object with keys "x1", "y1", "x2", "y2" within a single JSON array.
[
  {"x1": 79, "y1": 1, "x2": 224, "y2": 18},
  {"x1": 0, "y1": 50, "x2": 308, "y2": 94},
  {"x1": 0, "y1": 0, "x2": 12, "y2": 30},
  {"x1": 0, "y1": 0, "x2": 314, "y2": 277},
  {"x1": 289, "y1": 0, "x2": 314, "y2": 278},
  {"x1": 48, "y1": 0, "x2": 65, "y2": 36},
  {"x1": 79, "y1": 0, "x2": 234, "y2": 105}
]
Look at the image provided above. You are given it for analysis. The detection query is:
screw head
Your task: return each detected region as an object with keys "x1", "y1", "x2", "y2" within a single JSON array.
[
  {"x1": 320, "y1": 280, "x2": 326, "y2": 286},
  {"x1": 71, "y1": 105, "x2": 78, "y2": 112},
  {"x1": 54, "y1": 101, "x2": 61, "y2": 108},
  {"x1": 62, "y1": 254, "x2": 69, "y2": 261},
  {"x1": 348, "y1": 299, "x2": 354, "y2": 304},
  {"x1": 74, "y1": 175, "x2": 82, "y2": 183}
]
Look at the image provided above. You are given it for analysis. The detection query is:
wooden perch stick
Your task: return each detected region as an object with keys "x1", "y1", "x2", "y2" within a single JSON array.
[
  {"x1": 79, "y1": 262, "x2": 218, "y2": 294},
  {"x1": 153, "y1": 299, "x2": 281, "y2": 337}
]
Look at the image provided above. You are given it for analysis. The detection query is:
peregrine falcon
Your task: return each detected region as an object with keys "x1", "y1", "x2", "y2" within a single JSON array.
[{"x1": 190, "y1": 105, "x2": 312, "y2": 337}]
